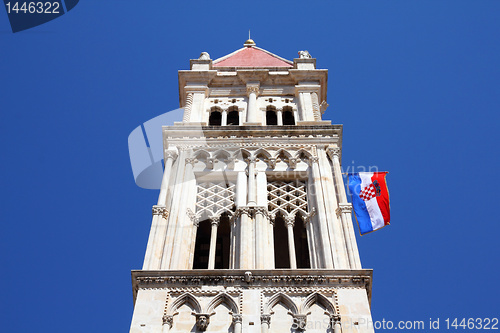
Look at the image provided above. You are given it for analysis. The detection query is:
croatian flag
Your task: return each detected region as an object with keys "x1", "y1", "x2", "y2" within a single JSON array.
[{"x1": 348, "y1": 172, "x2": 391, "y2": 235}]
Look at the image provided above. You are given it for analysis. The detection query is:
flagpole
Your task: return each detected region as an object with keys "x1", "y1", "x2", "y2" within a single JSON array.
[{"x1": 341, "y1": 171, "x2": 389, "y2": 175}]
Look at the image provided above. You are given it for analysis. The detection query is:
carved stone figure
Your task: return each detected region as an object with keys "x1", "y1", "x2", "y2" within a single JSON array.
[
  {"x1": 199, "y1": 52, "x2": 210, "y2": 60},
  {"x1": 196, "y1": 315, "x2": 210, "y2": 331},
  {"x1": 298, "y1": 50, "x2": 312, "y2": 59}
]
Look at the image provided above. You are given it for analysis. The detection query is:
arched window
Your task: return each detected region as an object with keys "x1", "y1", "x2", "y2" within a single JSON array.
[
  {"x1": 226, "y1": 108, "x2": 239, "y2": 125},
  {"x1": 209, "y1": 108, "x2": 222, "y2": 126},
  {"x1": 282, "y1": 107, "x2": 295, "y2": 125},
  {"x1": 294, "y1": 215, "x2": 310, "y2": 268},
  {"x1": 273, "y1": 214, "x2": 290, "y2": 268},
  {"x1": 266, "y1": 106, "x2": 278, "y2": 125},
  {"x1": 193, "y1": 219, "x2": 211, "y2": 269},
  {"x1": 215, "y1": 213, "x2": 231, "y2": 269}
]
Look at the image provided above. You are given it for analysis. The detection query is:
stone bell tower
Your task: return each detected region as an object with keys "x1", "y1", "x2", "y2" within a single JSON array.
[{"x1": 130, "y1": 39, "x2": 375, "y2": 333}]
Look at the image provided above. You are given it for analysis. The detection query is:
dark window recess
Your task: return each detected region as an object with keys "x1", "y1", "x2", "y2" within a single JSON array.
[
  {"x1": 273, "y1": 214, "x2": 290, "y2": 268},
  {"x1": 266, "y1": 111, "x2": 278, "y2": 125},
  {"x1": 193, "y1": 219, "x2": 211, "y2": 269},
  {"x1": 209, "y1": 111, "x2": 222, "y2": 126},
  {"x1": 227, "y1": 111, "x2": 239, "y2": 125},
  {"x1": 215, "y1": 214, "x2": 231, "y2": 269},
  {"x1": 283, "y1": 110, "x2": 295, "y2": 125},
  {"x1": 294, "y1": 215, "x2": 310, "y2": 268}
]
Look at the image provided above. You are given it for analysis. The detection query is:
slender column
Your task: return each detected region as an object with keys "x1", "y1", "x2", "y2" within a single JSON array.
[
  {"x1": 207, "y1": 216, "x2": 220, "y2": 269},
  {"x1": 285, "y1": 216, "x2": 297, "y2": 269},
  {"x1": 160, "y1": 149, "x2": 186, "y2": 269},
  {"x1": 232, "y1": 314, "x2": 242, "y2": 333},
  {"x1": 221, "y1": 109, "x2": 228, "y2": 126},
  {"x1": 182, "y1": 92, "x2": 194, "y2": 122},
  {"x1": 247, "y1": 157, "x2": 257, "y2": 205},
  {"x1": 311, "y1": 92, "x2": 321, "y2": 121},
  {"x1": 304, "y1": 218, "x2": 318, "y2": 268},
  {"x1": 158, "y1": 151, "x2": 177, "y2": 205},
  {"x1": 330, "y1": 315, "x2": 341, "y2": 333},
  {"x1": 169, "y1": 155, "x2": 195, "y2": 269},
  {"x1": 297, "y1": 91, "x2": 307, "y2": 121},
  {"x1": 261, "y1": 314, "x2": 271, "y2": 333},
  {"x1": 310, "y1": 157, "x2": 334, "y2": 268},
  {"x1": 328, "y1": 147, "x2": 362, "y2": 269},
  {"x1": 162, "y1": 315, "x2": 173, "y2": 333},
  {"x1": 246, "y1": 83, "x2": 259, "y2": 123},
  {"x1": 277, "y1": 108, "x2": 283, "y2": 125},
  {"x1": 318, "y1": 148, "x2": 349, "y2": 269}
]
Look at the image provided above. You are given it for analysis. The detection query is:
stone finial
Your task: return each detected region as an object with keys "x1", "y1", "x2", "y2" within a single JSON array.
[
  {"x1": 298, "y1": 50, "x2": 312, "y2": 59},
  {"x1": 199, "y1": 52, "x2": 211, "y2": 60}
]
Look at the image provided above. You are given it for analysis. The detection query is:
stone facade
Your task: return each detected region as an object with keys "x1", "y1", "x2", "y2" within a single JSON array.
[{"x1": 130, "y1": 41, "x2": 375, "y2": 333}]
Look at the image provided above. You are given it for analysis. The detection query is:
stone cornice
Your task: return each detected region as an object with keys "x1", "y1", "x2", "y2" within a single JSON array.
[{"x1": 131, "y1": 269, "x2": 372, "y2": 304}]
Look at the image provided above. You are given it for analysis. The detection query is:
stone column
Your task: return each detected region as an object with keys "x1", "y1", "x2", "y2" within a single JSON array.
[
  {"x1": 208, "y1": 216, "x2": 220, "y2": 269},
  {"x1": 285, "y1": 216, "x2": 297, "y2": 269},
  {"x1": 182, "y1": 92, "x2": 194, "y2": 122},
  {"x1": 169, "y1": 155, "x2": 196, "y2": 269},
  {"x1": 330, "y1": 315, "x2": 341, "y2": 333},
  {"x1": 142, "y1": 205, "x2": 169, "y2": 270},
  {"x1": 261, "y1": 314, "x2": 271, "y2": 333},
  {"x1": 232, "y1": 314, "x2": 242, "y2": 333},
  {"x1": 317, "y1": 148, "x2": 349, "y2": 269},
  {"x1": 328, "y1": 147, "x2": 362, "y2": 269},
  {"x1": 158, "y1": 151, "x2": 177, "y2": 205},
  {"x1": 246, "y1": 83, "x2": 259, "y2": 123},
  {"x1": 247, "y1": 157, "x2": 257, "y2": 206},
  {"x1": 276, "y1": 108, "x2": 283, "y2": 125},
  {"x1": 221, "y1": 108, "x2": 228, "y2": 126},
  {"x1": 310, "y1": 157, "x2": 334, "y2": 268},
  {"x1": 160, "y1": 149, "x2": 187, "y2": 269}
]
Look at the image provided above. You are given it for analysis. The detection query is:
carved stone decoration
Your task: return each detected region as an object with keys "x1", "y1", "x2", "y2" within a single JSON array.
[
  {"x1": 293, "y1": 314, "x2": 308, "y2": 331},
  {"x1": 244, "y1": 271, "x2": 253, "y2": 283},
  {"x1": 261, "y1": 314, "x2": 271, "y2": 327},
  {"x1": 195, "y1": 181, "x2": 236, "y2": 221},
  {"x1": 320, "y1": 100, "x2": 329, "y2": 115},
  {"x1": 162, "y1": 314, "x2": 174, "y2": 328},
  {"x1": 232, "y1": 314, "x2": 243, "y2": 324},
  {"x1": 336, "y1": 203, "x2": 352, "y2": 217},
  {"x1": 152, "y1": 205, "x2": 169, "y2": 219},
  {"x1": 326, "y1": 147, "x2": 341, "y2": 160},
  {"x1": 298, "y1": 50, "x2": 312, "y2": 59},
  {"x1": 195, "y1": 314, "x2": 211, "y2": 331},
  {"x1": 246, "y1": 85, "x2": 259, "y2": 96},
  {"x1": 183, "y1": 92, "x2": 194, "y2": 122},
  {"x1": 199, "y1": 52, "x2": 211, "y2": 60},
  {"x1": 185, "y1": 157, "x2": 197, "y2": 166},
  {"x1": 330, "y1": 314, "x2": 342, "y2": 330}
]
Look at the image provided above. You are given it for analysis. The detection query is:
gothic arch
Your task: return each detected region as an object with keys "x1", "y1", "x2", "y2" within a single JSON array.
[
  {"x1": 205, "y1": 292, "x2": 239, "y2": 314},
  {"x1": 300, "y1": 292, "x2": 336, "y2": 315},
  {"x1": 193, "y1": 149, "x2": 211, "y2": 161},
  {"x1": 265, "y1": 292, "x2": 298, "y2": 315},
  {"x1": 213, "y1": 149, "x2": 232, "y2": 162},
  {"x1": 168, "y1": 292, "x2": 202, "y2": 315},
  {"x1": 274, "y1": 148, "x2": 294, "y2": 163},
  {"x1": 294, "y1": 148, "x2": 313, "y2": 162},
  {"x1": 255, "y1": 148, "x2": 274, "y2": 169}
]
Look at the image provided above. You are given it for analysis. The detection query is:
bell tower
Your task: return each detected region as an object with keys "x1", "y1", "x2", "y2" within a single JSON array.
[{"x1": 130, "y1": 40, "x2": 375, "y2": 333}]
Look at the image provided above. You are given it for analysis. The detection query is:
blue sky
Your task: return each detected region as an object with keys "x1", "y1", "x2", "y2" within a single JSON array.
[{"x1": 1, "y1": 1, "x2": 499, "y2": 332}]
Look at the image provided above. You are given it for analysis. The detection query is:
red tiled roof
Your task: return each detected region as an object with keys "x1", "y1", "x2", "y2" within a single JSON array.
[{"x1": 213, "y1": 47, "x2": 293, "y2": 68}]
